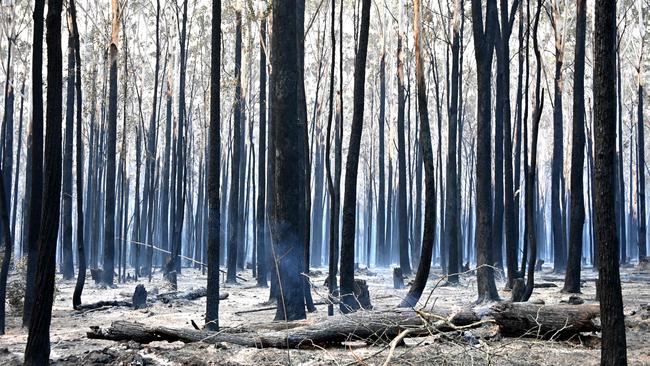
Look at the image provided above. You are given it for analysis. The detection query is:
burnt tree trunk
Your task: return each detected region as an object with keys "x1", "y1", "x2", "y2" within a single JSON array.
[
  {"x1": 340, "y1": 0, "x2": 371, "y2": 314},
  {"x1": 563, "y1": 0, "x2": 586, "y2": 294},
  {"x1": 470, "y1": 0, "x2": 500, "y2": 303},
  {"x1": 206, "y1": 0, "x2": 221, "y2": 331},
  {"x1": 399, "y1": 0, "x2": 436, "y2": 308},
  {"x1": 593, "y1": 0, "x2": 628, "y2": 362},
  {"x1": 23, "y1": 0, "x2": 46, "y2": 328},
  {"x1": 270, "y1": 0, "x2": 307, "y2": 321},
  {"x1": 24, "y1": 0, "x2": 64, "y2": 361}
]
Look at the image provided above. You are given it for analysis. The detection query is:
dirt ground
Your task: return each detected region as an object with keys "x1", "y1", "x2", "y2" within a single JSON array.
[{"x1": 1, "y1": 264, "x2": 649, "y2": 365}]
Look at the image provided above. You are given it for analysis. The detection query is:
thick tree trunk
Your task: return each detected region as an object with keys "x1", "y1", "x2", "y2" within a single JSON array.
[
  {"x1": 23, "y1": 0, "x2": 46, "y2": 328},
  {"x1": 270, "y1": 0, "x2": 307, "y2": 321},
  {"x1": 470, "y1": 0, "x2": 500, "y2": 303},
  {"x1": 593, "y1": 0, "x2": 628, "y2": 362},
  {"x1": 340, "y1": 0, "x2": 371, "y2": 314},
  {"x1": 24, "y1": 0, "x2": 64, "y2": 361}
]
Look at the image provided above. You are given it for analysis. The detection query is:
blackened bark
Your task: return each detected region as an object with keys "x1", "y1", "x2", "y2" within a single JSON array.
[
  {"x1": 446, "y1": 0, "x2": 461, "y2": 284},
  {"x1": 521, "y1": 0, "x2": 544, "y2": 302},
  {"x1": 61, "y1": 14, "x2": 75, "y2": 280},
  {"x1": 24, "y1": 0, "x2": 63, "y2": 361},
  {"x1": 499, "y1": 0, "x2": 520, "y2": 288},
  {"x1": 271, "y1": 0, "x2": 307, "y2": 321},
  {"x1": 206, "y1": 0, "x2": 221, "y2": 331},
  {"x1": 470, "y1": 0, "x2": 499, "y2": 303},
  {"x1": 0, "y1": 166, "x2": 14, "y2": 334},
  {"x1": 69, "y1": 0, "x2": 86, "y2": 309},
  {"x1": 594, "y1": 0, "x2": 627, "y2": 362},
  {"x1": 340, "y1": 0, "x2": 371, "y2": 313},
  {"x1": 256, "y1": 17, "x2": 268, "y2": 288},
  {"x1": 227, "y1": 10, "x2": 242, "y2": 283},
  {"x1": 551, "y1": 0, "x2": 566, "y2": 273},
  {"x1": 563, "y1": 0, "x2": 586, "y2": 294},
  {"x1": 396, "y1": 13, "x2": 411, "y2": 276},
  {"x1": 637, "y1": 48, "x2": 646, "y2": 259},
  {"x1": 103, "y1": 0, "x2": 120, "y2": 286},
  {"x1": 23, "y1": 0, "x2": 46, "y2": 328},
  {"x1": 399, "y1": 0, "x2": 436, "y2": 308},
  {"x1": 325, "y1": 0, "x2": 338, "y2": 316},
  {"x1": 377, "y1": 48, "x2": 386, "y2": 267}
]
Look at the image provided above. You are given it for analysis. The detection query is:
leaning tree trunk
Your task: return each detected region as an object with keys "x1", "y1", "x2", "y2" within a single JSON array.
[
  {"x1": 339, "y1": 0, "x2": 371, "y2": 314},
  {"x1": 70, "y1": 0, "x2": 86, "y2": 309},
  {"x1": 593, "y1": 0, "x2": 627, "y2": 362},
  {"x1": 399, "y1": 0, "x2": 436, "y2": 308},
  {"x1": 24, "y1": 0, "x2": 64, "y2": 361}
]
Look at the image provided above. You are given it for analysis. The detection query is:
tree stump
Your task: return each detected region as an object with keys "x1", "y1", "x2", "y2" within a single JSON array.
[
  {"x1": 133, "y1": 285, "x2": 148, "y2": 309},
  {"x1": 511, "y1": 278, "x2": 525, "y2": 302},
  {"x1": 90, "y1": 268, "x2": 103, "y2": 285},
  {"x1": 535, "y1": 259, "x2": 545, "y2": 272},
  {"x1": 353, "y1": 279, "x2": 372, "y2": 310},
  {"x1": 393, "y1": 268, "x2": 405, "y2": 289}
]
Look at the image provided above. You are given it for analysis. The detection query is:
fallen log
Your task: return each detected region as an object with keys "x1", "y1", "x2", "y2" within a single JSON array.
[
  {"x1": 490, "y1": 302, "x2": 600, "y2": 337},
  {"x1": 77, "y1": 287, "x2": 229, "y2": 311},
  {"x1": 76, "y1": 300, "x2": 133, "y2": 311},
  {"x1": 88, "y1": 303, "x2": 600, "y2": 348},
  {"x1": 156, "y1": 287, "x2": 229, "y2": 303}
]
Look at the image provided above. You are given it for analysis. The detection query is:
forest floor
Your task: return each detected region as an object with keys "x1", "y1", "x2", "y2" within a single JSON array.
[{"x1": 1, "y1": 263, "x2": 650, "y2": 365}]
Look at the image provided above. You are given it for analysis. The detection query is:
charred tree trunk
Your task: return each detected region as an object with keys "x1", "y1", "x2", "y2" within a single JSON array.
[
  {"x1": 563, "y1": 0, "x2": 586, "y2": 294},
  {"x1": 470, "y1": 0, "x2": 500, "y2": 303},
  {"x1": 70, "y1": 0, "x2": 86, "y2": 309},
  {"x1": 61, "y1": 14, "x2": 75, "y2": 280},
  {"x1": 593, "y1": 0, "x2": 627, "y2": 362},
  {"x1": 446, "y1": 0, "x2": 462, "y2": 284},
  {"x1": 550, "y1": 0, "x2": 566, "y2": 273},
  {"x1": 396, "y1": 6, "x2": 411, "y2": 276},
  {"x1": 103, "y1": 0, "x2": 120, "y2": 286},
  {"x1": 227, "y1": 10, "x2": 242, "y2": 283},
  {"x1": 270, "y1": 0, "x2": 307, "y2": 321},
  {"x1": 23, "y1": 0, "x2": 46, "y2": 328},
  {"x1": 24, "y1": 0, "x2": 64, "y2": 361},
  {"x1": 206, "y1": 0, "x2": 221, "y2": 331},
  {"x1": 399, "y1": 0, "x2": 436, "y2": 308},
  {"x1": 340, "y1": 0, "x2": 371, "y2": 314},
  {"x1": 256, "y1": 17, "x2": 268, "y2": 287}
]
